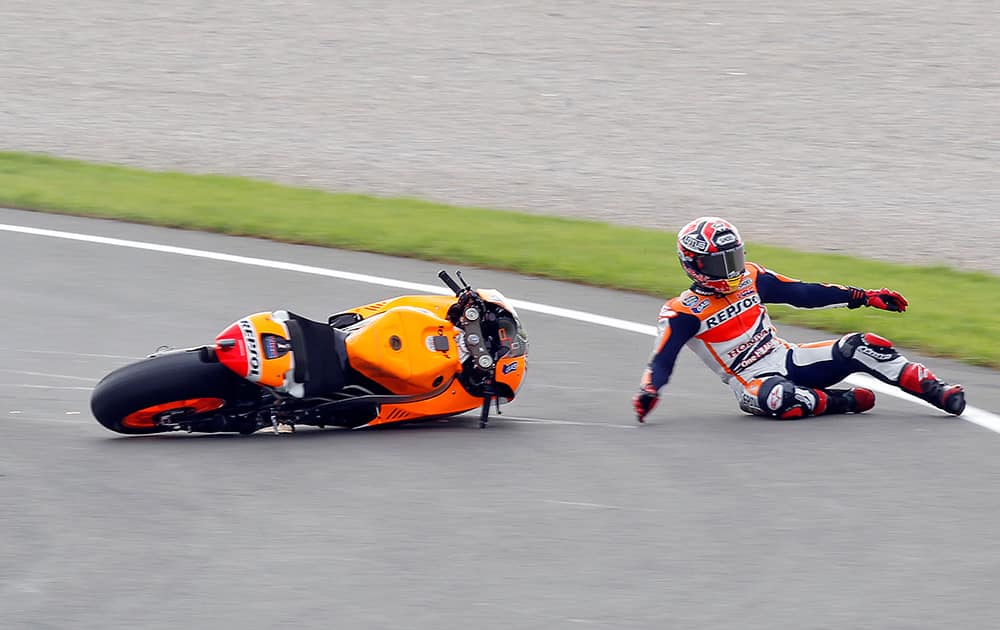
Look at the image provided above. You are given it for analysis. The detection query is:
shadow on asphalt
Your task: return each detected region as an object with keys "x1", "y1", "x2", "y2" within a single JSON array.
[{"x1": 95, "y1": 414, "x2": 527, "y2": 444}]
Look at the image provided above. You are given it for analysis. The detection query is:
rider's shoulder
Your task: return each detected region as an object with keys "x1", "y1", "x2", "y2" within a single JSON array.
[
  {"x1": 746, "y1": 261, "x2": 802, "y2": 284},
  {"x1": 664, "y1": 290, "x2": 719, "y2": 318}
]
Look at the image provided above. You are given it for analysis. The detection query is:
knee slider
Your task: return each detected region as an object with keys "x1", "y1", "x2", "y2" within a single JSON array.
[
  {"x1": 757, "y1": 376, "x2": 800, "y2": 417},
  {"x1": 836, "y1": 332, "x2": 899, "y2": 363}
]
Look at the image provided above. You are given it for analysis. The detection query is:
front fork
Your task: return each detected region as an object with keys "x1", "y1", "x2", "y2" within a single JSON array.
[{"x1": 478, "y1": 392, "x2": 503, "y2": 429}]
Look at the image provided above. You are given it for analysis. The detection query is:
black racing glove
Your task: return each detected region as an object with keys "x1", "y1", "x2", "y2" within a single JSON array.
[
  {"x1": 633, "y1": 384, "x2": 659, "y2": 423},
  {"x1": 847, "y1": 287, "x2": 908, "y2": 312}
]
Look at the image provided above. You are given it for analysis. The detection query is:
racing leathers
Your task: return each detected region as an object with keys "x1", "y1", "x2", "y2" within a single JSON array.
[{"x1": 635, "y1": 263, "x2": 966, "y2": 421}]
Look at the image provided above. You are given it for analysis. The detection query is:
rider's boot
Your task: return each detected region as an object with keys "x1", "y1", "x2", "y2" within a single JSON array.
[
  {"x1": 824, "y1": 387, "x2": 876, "y2": 415},
  {"x1": 898, "y1": 363, "x2": 966, "y2": 415}
]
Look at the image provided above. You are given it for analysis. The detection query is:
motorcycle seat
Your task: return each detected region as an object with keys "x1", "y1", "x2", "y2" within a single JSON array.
[{"x1": 283, "y1": 313, "x2": 349, "y2": 397}]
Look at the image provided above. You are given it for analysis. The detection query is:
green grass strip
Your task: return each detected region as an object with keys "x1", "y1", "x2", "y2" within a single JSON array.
[{"x1": 2, "y1": 151, "x2": 996, "y2": 367}]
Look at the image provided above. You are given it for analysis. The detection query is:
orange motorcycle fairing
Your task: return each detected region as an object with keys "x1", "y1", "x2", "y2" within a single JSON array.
[
  {"x1": 345, "y1": 306, "x2": 461, "y2": 396},
  {"x1": 360, "y1": 386, "x2": 485, "y2": 427},
  {"x1": 341, "y1": 295, "x2": 457, "y2": 321},
  {"x1": 494, "y1": 356, "x2": 526, "y2": 400},
  {"x1": 214, "y1": 312, "x2": 295, "y2": 389}
]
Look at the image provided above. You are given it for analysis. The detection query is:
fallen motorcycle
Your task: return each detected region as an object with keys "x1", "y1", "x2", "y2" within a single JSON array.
[{"x1": 90, "y1": 270, "x2": 528, "y2": 435}]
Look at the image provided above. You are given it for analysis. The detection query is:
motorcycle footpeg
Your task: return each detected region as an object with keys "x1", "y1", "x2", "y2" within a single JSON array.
[{"x1": 269, "y1": 411, "x2": 295, "y2": 435}]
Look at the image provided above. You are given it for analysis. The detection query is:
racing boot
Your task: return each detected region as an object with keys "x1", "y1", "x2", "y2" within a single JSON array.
[
  {"x1": 824, "y1": 387, "x2": 876, "y2": 415},
  {"x1": 898, "y1": 363, "x2": 966, "y2": 415}
]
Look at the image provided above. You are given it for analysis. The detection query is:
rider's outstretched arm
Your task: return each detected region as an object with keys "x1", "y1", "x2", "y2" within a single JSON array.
[
  {"x1": 634, "y1": 309, "x2": 699, "y2": 421},
  {"x1": 753, "y1": 263, "x2": 907, "y2": 312},
  {"x1": 644, "y1": 310, "x2": 700, "y2": 389}
]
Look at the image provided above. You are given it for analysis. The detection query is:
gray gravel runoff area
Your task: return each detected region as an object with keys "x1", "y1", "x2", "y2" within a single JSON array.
[{"x1": 2, "y1": 1, "x2": 998, "y2": 272}]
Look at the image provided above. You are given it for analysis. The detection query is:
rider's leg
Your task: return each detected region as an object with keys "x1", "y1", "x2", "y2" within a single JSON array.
[
  {"x1": 736, "y1": 375, "x2": 875, "y2": 420},
  {"x1": 782, "y1": 333, "x2": 965, "y2": 416},
  {"x1": 834, "y1": 333, "x2": 965, "y2": 415}
]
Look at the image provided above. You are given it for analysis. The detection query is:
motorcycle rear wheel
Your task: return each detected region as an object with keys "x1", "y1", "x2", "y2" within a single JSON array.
[{"x1": 90, "y1": 350, "x2": 252, "y2": 435}]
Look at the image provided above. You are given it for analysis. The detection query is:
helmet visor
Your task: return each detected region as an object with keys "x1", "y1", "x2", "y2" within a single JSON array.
[{"x1": 697, "y1": 246, "x2": 745, "y2": 280}]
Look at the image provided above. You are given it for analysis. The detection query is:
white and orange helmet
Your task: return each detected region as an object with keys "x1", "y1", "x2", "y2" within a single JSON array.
[{"x1": 676, "y1": 217, "x2": 746, "y2": 294}]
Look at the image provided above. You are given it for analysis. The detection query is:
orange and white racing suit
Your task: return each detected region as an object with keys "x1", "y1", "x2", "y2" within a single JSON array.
[{"x1": 639, "y1": 263, "x2": 943, "y2": 418}]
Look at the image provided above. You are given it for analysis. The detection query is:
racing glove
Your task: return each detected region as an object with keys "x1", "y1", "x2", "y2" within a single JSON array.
[
  {"x1": 847, "y1": 287, "x2": 908, "y2": 312},
  {"x1": 633, "y1": 384, "x2": 659, "y2": 423}
]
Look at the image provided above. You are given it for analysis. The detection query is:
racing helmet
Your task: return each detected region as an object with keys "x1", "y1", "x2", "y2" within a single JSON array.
[{"x1": 676, "y1": 217, "x2": 746, "y2": 294}]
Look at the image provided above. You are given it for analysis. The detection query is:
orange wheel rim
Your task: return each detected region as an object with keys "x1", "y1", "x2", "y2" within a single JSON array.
[{"x1": 122, "y1": 397, "x2": 226, "y2": 429}]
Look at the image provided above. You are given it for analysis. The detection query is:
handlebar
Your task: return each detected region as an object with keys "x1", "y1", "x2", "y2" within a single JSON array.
[
  {"x1": 439, "y1": 269, "x2": 494, "y2": 371},
  {"x1": 437, "y1": 270, "x2": 502, "y2": 426},
  {"x1": 437, "y1": 270, "x2": 464, "y2": 296}
]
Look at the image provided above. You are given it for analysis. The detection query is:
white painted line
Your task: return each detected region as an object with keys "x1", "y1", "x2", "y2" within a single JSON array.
[
  {"x1": 546, "y1": 500, "x2": 625, "y2": 509},
  {"x1": 543, "y1": 499, "x2": 664, "y2": 512},
  {"x1": 0, "y1": 384, "x2": 94, "y2": 391},
  {"x1": 500, "y1": 415, "x2": 636, "y2": 429},
  {"x1": 529, "y1": 361, "x2": 586, "y2": 366},
  {"x1": 4, "y1": 413, "x2": 91, "y2": 425},
  {"x1": 0, "y1": 223, "x2": 655, "y2": 334},
  {"x1": 506, "y1": 301, "x2": 655, "y2": 335},
  {"x1": 844, "y1": 374, "x2": 945, "y2": 413},
  {"x1": 0, "y1": 369, "x2": 99, "y2": 382},
  {"x1": 847, "y1": 373, "x2": 1000, "y2": 432},
  {"x1": 3, "y1": 221, "x2": 998, "y2": 431},
  {"x1": 0, "y1": 223, "x2": 449, "y2": 293},
  {"x1": 3, "y1": 348, "x2": 142, "y2": 360},
  {"x1": 528, "y1": 384, "x2": 627, "y2": 394}
]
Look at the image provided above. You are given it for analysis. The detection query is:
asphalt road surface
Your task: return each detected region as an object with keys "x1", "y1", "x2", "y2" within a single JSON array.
[
  {"x1": 2, "y1": 1, "x2": 999, "y2": 272},
  {"x1": 3, "y1": 208, "x2": 1000, "y2": 629}
]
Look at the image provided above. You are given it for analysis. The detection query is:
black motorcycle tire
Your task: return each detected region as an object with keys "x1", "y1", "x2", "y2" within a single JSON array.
[{"x1": 90, "y1": 350, "x2": 253, "y2": 435}]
